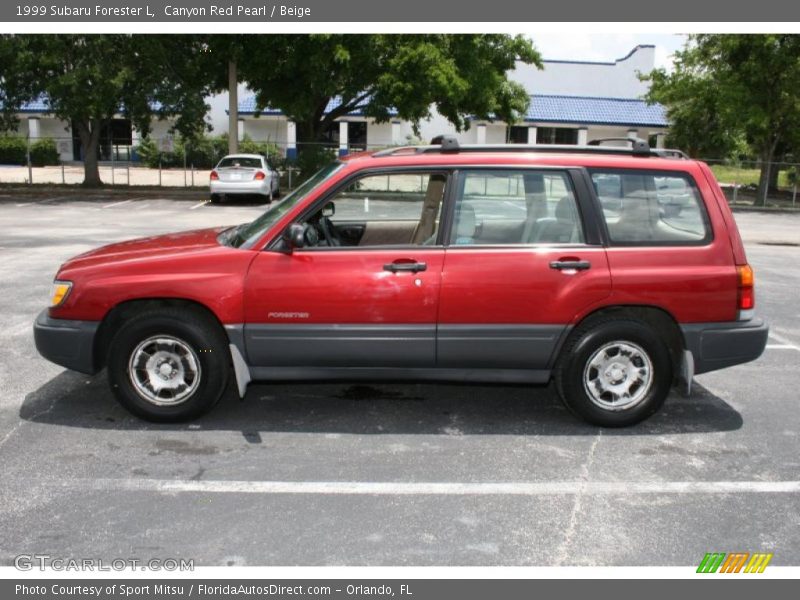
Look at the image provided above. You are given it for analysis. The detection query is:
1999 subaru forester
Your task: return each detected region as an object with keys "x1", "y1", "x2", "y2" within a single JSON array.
[{"x1": 34, "y1": 137, "x2": 769, "y2": 426}]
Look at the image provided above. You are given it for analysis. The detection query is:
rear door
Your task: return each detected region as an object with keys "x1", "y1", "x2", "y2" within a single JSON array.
[{"x1": 437, "y1": 168, "x2": 611, "y2": 370}]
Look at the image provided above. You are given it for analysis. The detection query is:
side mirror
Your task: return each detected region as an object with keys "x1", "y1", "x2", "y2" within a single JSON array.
[
  {"x1": 285, "y1": 223, "x2": 306, "y2": 250},
  {"x1": 322, "y1": 202, "x2": 335, "y2": 218}
]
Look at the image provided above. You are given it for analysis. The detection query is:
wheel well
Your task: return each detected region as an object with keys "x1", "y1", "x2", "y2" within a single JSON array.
[
  {"x1": 93, "y1": 298, "x2": 226, "y2": 372},
  {"x1": 556, "y1": 305, "x2": 686, "y2": 382}
]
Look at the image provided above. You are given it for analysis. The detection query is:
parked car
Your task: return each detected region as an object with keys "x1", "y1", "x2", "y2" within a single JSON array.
[
  {"x1": 209, "y1": 153, "x2": 280, "y2": 203},
  {"x1": 34, "y1": 136, "x2": 768, "y2": 426}
]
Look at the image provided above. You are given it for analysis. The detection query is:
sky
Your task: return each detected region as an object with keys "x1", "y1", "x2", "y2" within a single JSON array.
[{"x1": 530, "y1": 33, "x2": 686, "y2": 71}]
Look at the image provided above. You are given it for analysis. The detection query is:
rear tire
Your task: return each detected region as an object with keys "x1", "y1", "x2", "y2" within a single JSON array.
[
  {"x1": 555, "y1": 319, "x2": 672, "y2": 427},
  {"x1": 210, "y1": 194, "x2": 222, "y2": 204},
  {"x1": 107, "y1": 306, "x2": 230, "y2": 422}
]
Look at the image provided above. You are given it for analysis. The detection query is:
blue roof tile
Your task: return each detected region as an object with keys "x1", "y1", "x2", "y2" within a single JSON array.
[
  {"x1": 524, "y1": 95, "x2": 668, "y2": 127},
  {"x1": 18, "y1": 97, "x2": 51, "y2": 113},
  {"x1": 237, "y1": 95, "x2": 396, "y2": 117}
]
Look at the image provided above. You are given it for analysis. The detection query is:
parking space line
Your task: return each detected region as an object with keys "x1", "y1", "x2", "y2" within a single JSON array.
[
  {"x1": 766, "y1": 345, "x2": 800, "y2": 350},
  {"x1": 768, "y1": 331, "x2": 800, "y2": 351},
  {"x1": 50, "y1": 478, "x2": 800, "y2": 496},
  {"x1": 102, "y1": 199, "x2": 133, "y2": 209},
  {"x1": 190, "y1": 200, "x2": 210, "y2": 210}
]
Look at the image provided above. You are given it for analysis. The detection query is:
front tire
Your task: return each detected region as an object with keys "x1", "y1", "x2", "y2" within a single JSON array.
[
  {"x1": 555, "y1": 319, "x2": 672, "y2": 427},
  {"x1": 107, "y1": 307, "x2": 230, "y2": 422}
]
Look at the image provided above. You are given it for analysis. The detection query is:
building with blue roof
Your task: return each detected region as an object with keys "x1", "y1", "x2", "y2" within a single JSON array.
[
  {"x1": 234, "y1": 44, "x2": 668, "y2": 157},
  {"x1": 7, "y1": 44, "x2": 668, "y2": 162}
]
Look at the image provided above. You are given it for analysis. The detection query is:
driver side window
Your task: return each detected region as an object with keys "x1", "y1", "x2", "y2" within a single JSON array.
[{"x1": 300, "y1": 172, "x2": 448, "y2": 248}]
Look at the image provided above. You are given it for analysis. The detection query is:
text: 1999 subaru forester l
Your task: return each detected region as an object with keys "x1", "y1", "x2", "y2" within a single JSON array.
[{"x1": 34, "y1": 137, "x2": 768, "y2": 426}]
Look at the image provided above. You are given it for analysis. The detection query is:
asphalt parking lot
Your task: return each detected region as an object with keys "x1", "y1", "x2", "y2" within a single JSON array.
[{"x1": 0, "y1": 193, "x2": 799, "y2": 566}]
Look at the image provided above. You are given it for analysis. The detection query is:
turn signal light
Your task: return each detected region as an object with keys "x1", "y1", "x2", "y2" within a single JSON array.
[
  {"x1": 254, "y1": 171, "x2": 266, "y2": 180},
  {"x1": 210, "y1": 170, "x2": 219, "y2": 180},
  {"x1": 50, "y1": 280, "x2": 72, "y2": 308},
  {"x1": 737, "y1": 264, "x2": 755, "y2": 310}
]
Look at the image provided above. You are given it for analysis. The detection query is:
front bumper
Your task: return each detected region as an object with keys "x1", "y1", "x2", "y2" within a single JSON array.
[
  {"x1": 681, "y1": 318, "x2": 769, "y2": 375},
  {"x1": 33, "y1": 310, "x2": 100, "y2": 375}
]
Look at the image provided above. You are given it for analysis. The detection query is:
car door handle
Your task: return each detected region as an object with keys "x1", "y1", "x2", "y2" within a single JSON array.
[
  {"x1": 550, "y1": 260, "x2": 591, "y2": 271},
  {"x1": 384, "y1": 261, "x2": 427, "y2": 273}
]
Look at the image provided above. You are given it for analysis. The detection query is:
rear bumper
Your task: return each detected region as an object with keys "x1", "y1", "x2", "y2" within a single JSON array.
[
  {"x1": 210, "y1": 180, "x2": 271, "y2": 196},
  {"x1": 33, "y1": 310, "x2": 100, "y2": 375},
  {"x1": 681, "y1": 318, "x2": 769, "y2": 375}
]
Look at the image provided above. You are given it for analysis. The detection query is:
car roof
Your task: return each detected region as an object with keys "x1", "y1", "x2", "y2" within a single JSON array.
[{"x1": 219, "y1": 154, "x2": 265, "y2": 160}]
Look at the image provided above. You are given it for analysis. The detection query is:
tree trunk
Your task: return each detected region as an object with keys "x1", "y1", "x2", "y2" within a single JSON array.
[
  {"x1": 768, "y1": 163, "x2": 780, "y2": 192},
  {"x1": 76, "y1": 119, "x2": 103, "y2": 187},
  {"x1": 755, "y1": 138, "x2": 780, "y2": 207},
  {"x1": 228, "y1": 60, "x2": 238, "y2": 155}
]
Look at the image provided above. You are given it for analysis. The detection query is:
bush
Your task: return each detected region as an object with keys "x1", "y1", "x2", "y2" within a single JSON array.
[
  {"x1": 293, "y1": 145, "x2": 337, "y2": 178},
  {"x1": 0, "y1": 136, "x2": 30, "y2": 165},
  {"x1": 239, "y1": 137, "x2": 283, "y2": 166},
  {"x1": 0, "y1": 136, "x2": 60, "y2": 166},
  {"x1": 30, "y1": 138, "x2": 60, "y2": 166},
  {"x1": 135, "y1": 134, "x2": 284, "y2": 170}
]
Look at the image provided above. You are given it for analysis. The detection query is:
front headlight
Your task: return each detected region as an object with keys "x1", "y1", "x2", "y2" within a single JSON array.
[{"x1": 50, "y1": 280, "x2": 73, "y2": 307}]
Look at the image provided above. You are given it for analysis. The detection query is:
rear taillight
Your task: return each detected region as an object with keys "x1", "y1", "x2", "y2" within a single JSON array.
[
  {"x1": 254, "y1": 171, "x2": 266, "y2": 180},
  {"x1": 737, "y1": 264, "x2": 755, "y2": 311},
  {"x1": 210, "y1": 170, "x2": 219, "y2": 180}
]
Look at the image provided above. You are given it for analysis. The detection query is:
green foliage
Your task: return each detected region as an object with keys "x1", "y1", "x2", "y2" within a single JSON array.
[
  {"x1": 642, "y1": 35, "x2": 800, "y2": 204},
  {"x1": 30, "y1": 138, "x2": 60, "y2": 166},
  {"x1": 0, "y1": 135, "x2": 59, "y2": 165},
  {"x1": 236, "y1": 34, "x2": 541, "y2": 142},
  {"x1": 239, "y1": 137, "x2": 283, "y2": 164},
  {"x1": 0, "y1": 34, "x2": 214, "y2": 184},
  {"x1": 0, "y1": 136, "x2": 27, "y2": 165},
  {"x1": 135, "y1": 134, "x2": 282, "y2": 169},
  {"x1": 644, "y1": 35, "x2": 800, "y2": 160},
  {"x1": 293, "y1": 145, "x2": 337, "y2": 178}
]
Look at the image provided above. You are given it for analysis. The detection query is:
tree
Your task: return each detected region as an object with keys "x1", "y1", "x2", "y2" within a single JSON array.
[
  {"x1": 643, "y1": 35, "x2": 800, "y2": 205},
  {"x1": 0, "y1": 35, "x2": 211, "y2": 186},
  {"x1": 237, "y1": 34, "x2": 541, "y2": 147}
]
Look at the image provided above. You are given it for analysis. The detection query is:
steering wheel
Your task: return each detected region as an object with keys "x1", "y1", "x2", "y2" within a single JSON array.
[{"x1": 317, "y1": 215, "x2": 342, "y2": 246}]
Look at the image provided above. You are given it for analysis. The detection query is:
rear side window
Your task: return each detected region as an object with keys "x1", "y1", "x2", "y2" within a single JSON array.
[
  {"x1": 590, "y1": 170, "x2": 711, "y2": 245},
  {"x1": 451, "y1": 170, "x2": 585, "y2": 246},
  {"x1": 218, "y1": 157, "x2": 262, "y2": 169}
]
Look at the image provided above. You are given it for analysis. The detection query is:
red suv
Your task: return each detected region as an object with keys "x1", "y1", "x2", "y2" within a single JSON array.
[{"x1": 34, "y1": 137, "x2": 768, "y2": 426}]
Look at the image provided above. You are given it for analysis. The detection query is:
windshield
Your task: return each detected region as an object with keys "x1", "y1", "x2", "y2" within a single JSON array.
[
  {"x1": 221, "y1": 162, "x2": 344, "y2": 249},
  {"x1": 217, "y1": 157, "x2": 262, "y2": 169}
]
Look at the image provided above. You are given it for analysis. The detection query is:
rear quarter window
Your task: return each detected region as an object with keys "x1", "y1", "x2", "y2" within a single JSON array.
[{"x1": 589, "y1": 169, "x2": 712, "y2": 245}]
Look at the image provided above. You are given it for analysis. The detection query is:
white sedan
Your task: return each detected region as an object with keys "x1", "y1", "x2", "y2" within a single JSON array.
[{"x1": 209, "y1": 154, "x2": 280, "y2": 203}]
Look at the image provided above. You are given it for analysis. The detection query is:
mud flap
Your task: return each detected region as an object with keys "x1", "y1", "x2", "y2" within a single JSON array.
[
  {"x1": 679, "y1": 349, "x2": 694, "y2": 397},
  {"x1": 229, "y1": 343, "x2": 252, "y2": 399}
]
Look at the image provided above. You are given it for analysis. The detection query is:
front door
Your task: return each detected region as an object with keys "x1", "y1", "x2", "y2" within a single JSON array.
[
  {"x1": 243, "y1": 170, "x2": 450, "y2": 368},
  {"x1": 437, "y1": 168, "x2": 612, "y2": 370}
]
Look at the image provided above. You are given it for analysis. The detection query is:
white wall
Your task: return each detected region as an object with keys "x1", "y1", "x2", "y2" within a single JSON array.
[
  {"x1": 512, "y1": 45, "x2": 655, "y2": 99},
  {"x1": 241, "y1": 117, "x2": 288, "y2": 145}
]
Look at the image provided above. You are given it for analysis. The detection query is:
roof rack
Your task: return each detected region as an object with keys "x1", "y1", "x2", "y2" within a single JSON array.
[{"x1": 373, "y1": 134, "x2": 688, "y2": 159}]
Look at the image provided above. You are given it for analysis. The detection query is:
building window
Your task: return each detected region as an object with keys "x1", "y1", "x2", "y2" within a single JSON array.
[
  {"x1": 507, "y1": 126, "x2": 529, "y2": 144},
  {"x1": 536, "y1": 127, "x2": 579, "y2": 145},
  {"x1": 320, "y1": 121, "x2": 368, "y2": 151}
]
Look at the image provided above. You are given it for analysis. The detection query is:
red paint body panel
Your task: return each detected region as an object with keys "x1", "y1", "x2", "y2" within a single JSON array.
[
  {"x1": 698, "y1": 161, "x2": 749, "y2": 265},
  {"x1": 439, "y1": 247, "x2": 611, "y2": 324},
  {"x1": 244, "y1": 249, "x2": 445, "y2": 324},
  {"x1": 51, "y1": 227, "x2": 256, "y2": 323}
]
